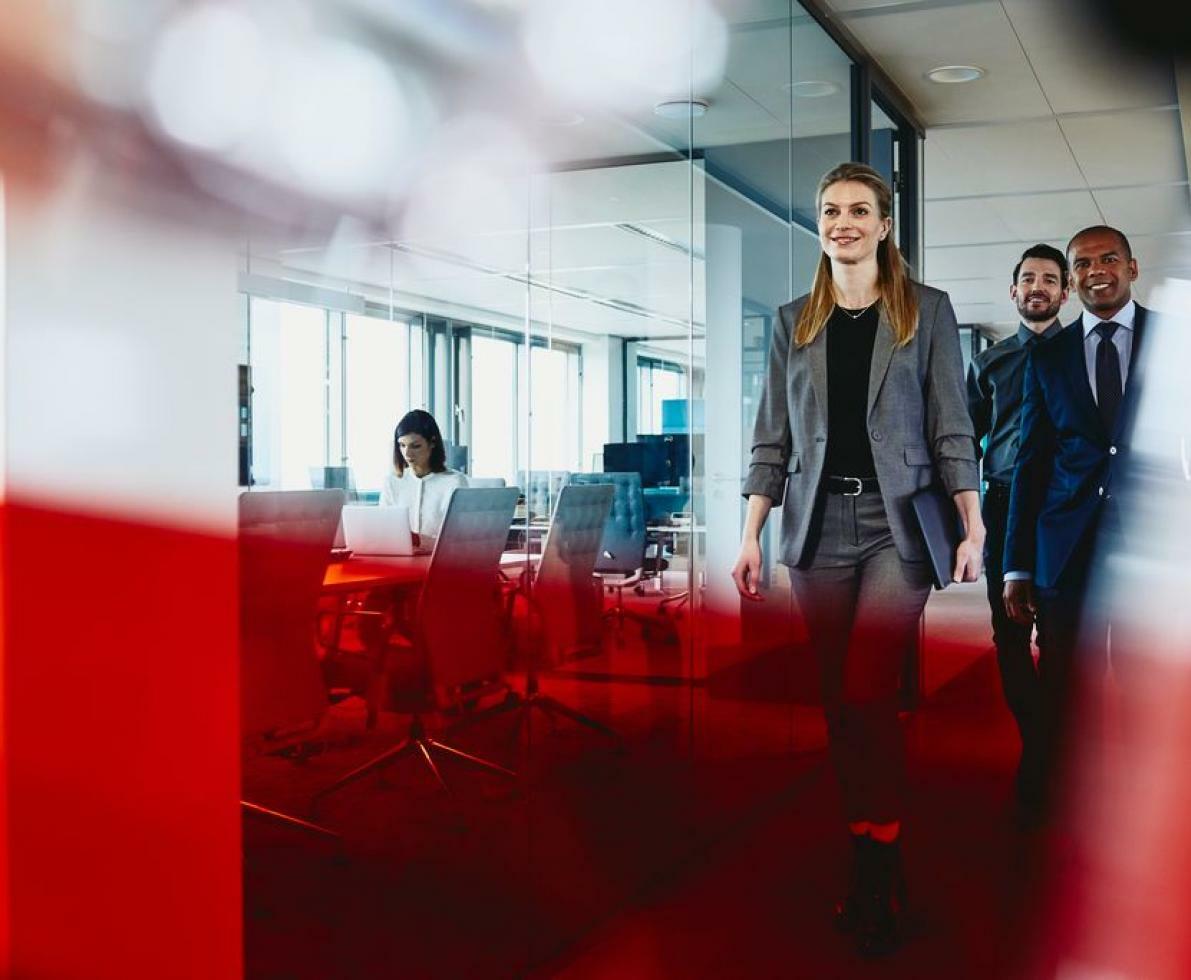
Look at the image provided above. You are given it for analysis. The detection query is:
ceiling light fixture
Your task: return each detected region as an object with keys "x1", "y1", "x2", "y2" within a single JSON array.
[
  {"x1": 926, "y1": 64, "x2": 986, "y2": 84},
  {"x1": 782, "y1": 80, "x2": 840, "y2": 98},
  {"x1": 653, "y1": 98, "x2": 710, "y2": 119}
]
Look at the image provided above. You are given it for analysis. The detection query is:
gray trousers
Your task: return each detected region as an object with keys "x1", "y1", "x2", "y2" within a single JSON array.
[{"x1": 788, "y1": 488, "x2": 932, "y2": 823}]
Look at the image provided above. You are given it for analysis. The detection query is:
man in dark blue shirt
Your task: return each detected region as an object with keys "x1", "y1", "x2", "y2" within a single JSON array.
[{"x1": 967, "y1": 243, "x2": 1068, "y2": 821}]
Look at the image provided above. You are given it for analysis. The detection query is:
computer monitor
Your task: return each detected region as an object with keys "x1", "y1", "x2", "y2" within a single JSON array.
[
  {"x1": 639, "y1": 433, "x2": 689, "y2": 487},
  {"x1": 602, "y1": 436, "x2": 689, "y2": 488},
  {"x1": 601, "y1": 442, "x2": 646, "y2": 480}
]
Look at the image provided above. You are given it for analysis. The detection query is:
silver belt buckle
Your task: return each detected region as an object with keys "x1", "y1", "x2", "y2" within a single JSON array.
[{"x1": 842, "y1": 476, "x2": 863, "y2": 496}]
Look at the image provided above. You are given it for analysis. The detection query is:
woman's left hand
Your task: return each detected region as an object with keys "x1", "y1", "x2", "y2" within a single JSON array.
[{"x1": 952, "y1": 537, "x2": 983, "y2": 583}]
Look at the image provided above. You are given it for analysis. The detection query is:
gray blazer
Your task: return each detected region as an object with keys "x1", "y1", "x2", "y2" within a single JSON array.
[{"x1": 742, "y1": 283, "x2": 979, "y2": 566}]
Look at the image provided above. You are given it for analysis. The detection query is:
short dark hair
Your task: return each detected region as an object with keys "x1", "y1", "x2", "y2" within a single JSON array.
[
  {"x1": 1066, "y1": 225, "x2": 1133, "y2": 261},
  {"x1": 393, "y1": 409, "x2": 447, "y2": 476},
  {"x1": 1012, "y1": 243, "x2": 1069, "y2": 285}
]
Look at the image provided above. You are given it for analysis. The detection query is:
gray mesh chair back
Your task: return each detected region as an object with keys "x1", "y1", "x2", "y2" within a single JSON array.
[
  {"x1": 238, "y1": 489, "x2": 344, "y2": 736},
  {"x1": 568, "y1": 472, "x2": 647, "y2": 575},
  {"x1": 535, "y1": 484, "x2": 614, "y2": 662},
  {"x1": 519, "y1": 470, "x2": 570, "y2": 519},
  {"x1": 419, "y1": 487, "x2": 520, "y2": 699}
]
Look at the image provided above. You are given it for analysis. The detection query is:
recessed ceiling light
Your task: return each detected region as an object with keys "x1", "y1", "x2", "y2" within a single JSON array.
[
  {"x1": 782, "y1": 80, "x2": 841, "y2": 98},
  {"x1": 653, "y1": 98, "x2": 709, "y2": 119},
  {"x1": 926, "y1": 64, "x2": 986, "y2": 84}
]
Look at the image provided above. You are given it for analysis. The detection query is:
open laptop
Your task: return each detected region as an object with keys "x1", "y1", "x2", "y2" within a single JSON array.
[{"x1": 340, "y1": 504, "x2": 416, "y2": 556}]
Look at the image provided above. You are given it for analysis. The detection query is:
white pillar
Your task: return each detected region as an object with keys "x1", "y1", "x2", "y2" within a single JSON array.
[
  {"x1": 701, "y1": 222, "x2": 744, "y2": 651},
  {"x1": 581, "y1": 334, "x2": 625, "y2": 469}
]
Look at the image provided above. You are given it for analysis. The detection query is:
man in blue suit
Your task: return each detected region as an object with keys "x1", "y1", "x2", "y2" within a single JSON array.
[{"x1": 1002, "y1": 225, "x2": 1148, "y2": 816}]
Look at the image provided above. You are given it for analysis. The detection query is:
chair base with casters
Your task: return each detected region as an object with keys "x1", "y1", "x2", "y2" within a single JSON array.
[
  {"x1": 313, "y1": 486, "x2": 524, "y2": 811},
  {"x1": 503, "y1": 670, "x2": 623, "y2": 748},
  {"x1": 241, "y1": 800, "x2": 341, "y2": 840},
  {"x1": 505, "y1": 482, "x2": 625, "y2": 747},
  {"x1": 602, "y1": 571, "x2": 680, "y2": 646},
  {"x1": 310, "y1": 712, "x2": 515, "y2": 812}
]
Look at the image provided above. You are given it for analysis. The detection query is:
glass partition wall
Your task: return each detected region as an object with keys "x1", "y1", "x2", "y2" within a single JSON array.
[{"x1": 239, "y1": 2, "x2": 920, "y2": 975}]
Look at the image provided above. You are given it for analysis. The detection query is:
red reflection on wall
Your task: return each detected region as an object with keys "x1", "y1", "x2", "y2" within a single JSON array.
[{"x1": 2, "y1": 500, "x2": 241, "y2": 980}]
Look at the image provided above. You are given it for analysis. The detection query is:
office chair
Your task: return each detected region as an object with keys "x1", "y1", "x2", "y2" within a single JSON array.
[
  {"x1": 444, "y1": 442, "x2": 469, "y2": 473},
  {"x1": 505, "y1": 483, "x2": 620, "y2": 744},
  {"x1": 312, "y1": 487, "x2": 521, "y2": 807},
  {"x1": 569, "y1": 472, "x2": 665, "y2": 644},
  {"x1": 239, "y1": 489, "x2": 346, "y2": 840},
  {"x1": 519, "y1": 469, "x2": 569, "y2": 520},
  {"x1": 309, "y1": 465, "x2": 359, "y2": 502}
]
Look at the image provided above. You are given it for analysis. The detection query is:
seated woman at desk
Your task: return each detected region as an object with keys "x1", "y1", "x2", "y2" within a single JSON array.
[{"x1": 381, "y1": 409, "x2": 468, "y2": 549}]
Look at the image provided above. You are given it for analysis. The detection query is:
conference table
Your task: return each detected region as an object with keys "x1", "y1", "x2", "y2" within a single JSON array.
[
  {"x1": 323, "y1": 554, "x2": 430, "y2": 594},
  {"x1": 322, "y1": 550, "x2": 538, "y2": 593},
  {"x1": 320, "y1": 551, "x2": 539, "y2": 728}
]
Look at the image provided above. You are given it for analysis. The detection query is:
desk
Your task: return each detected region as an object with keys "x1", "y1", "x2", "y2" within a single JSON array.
[
  {"x1": 645, "y1": 524, "x2": 704, "y2": 610},
  {"x1": 323, "y1": 551, "x2": 538, "y2": 593},
  {"x1": 320, "y1": 552, "x2": 535, "y2": 727},
  {"x1": 323, "y1": 555, "x2": 430, "y2": 593}
]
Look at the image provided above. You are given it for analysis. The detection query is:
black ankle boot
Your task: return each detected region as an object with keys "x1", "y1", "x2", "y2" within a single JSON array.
[
  {"x1": 855, "y1": 838, "x2": 907, "y2": 957},
  {"x1": 833, "y1": 834, "x2": 870, "y2": 934}
]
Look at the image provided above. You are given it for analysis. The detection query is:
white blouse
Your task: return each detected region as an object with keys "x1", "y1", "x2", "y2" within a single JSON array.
[{"x1": 380, "y1": 467, "x2": 468, "y2": 546}]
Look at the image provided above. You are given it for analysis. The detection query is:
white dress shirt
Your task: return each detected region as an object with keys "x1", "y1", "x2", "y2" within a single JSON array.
[
  {"x1": 1082, "y1": 299, "x2": 1136, "y2": 399},
  {"x1": 381, "y1": 467, "x2": 468, "y2": 546}
]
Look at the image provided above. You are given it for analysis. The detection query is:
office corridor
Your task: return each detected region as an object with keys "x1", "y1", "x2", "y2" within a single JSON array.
[
  {"x1": 534, "y1": 650, "x2": 1044, "y2": 980},
  {"x1": 242, "y1": 583, "x2": 1077, "y2": 980}
]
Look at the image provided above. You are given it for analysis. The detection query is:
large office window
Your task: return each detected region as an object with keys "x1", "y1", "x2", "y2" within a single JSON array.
[
  {"x1": 637, "y1": 357, "x2": 686, "y2": 435},
  {"x1": 248, "y1": 297, "x2": 329, "y2": 490},
  {"x1": 470, "y1": 332, "x2": 519, "y2": 482},
  {"x1": 344, "y1": 313, "x2": 412, "y2": 492},
  {"x1": 527, "y1": 343, "x2": 581, "y2": 473},
  {"x1": 469, "y1": 331, "x2": 581, "y2": 483},
  {"x1": 247, "y1": 297, "x2": 423, "y2": 492}
]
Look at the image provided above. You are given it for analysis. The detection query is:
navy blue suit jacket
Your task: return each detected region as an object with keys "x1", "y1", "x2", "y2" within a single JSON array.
[{"x1": 1003, "y1": 306, "x2": 1148, "y2": 590}]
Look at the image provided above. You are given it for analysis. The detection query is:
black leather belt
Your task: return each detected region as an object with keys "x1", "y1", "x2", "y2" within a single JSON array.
[{"x1": 824, "y1": 475, "x2": 880, "y2": 496}]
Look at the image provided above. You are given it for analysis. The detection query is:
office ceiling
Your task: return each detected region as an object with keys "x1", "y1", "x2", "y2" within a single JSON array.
[
  {"x1": 261, "y1": 5, "x2": 834, "y2": 347},
  {"x1": 821, "y1": 0, "x2": 1189, "y2": 333},
  {"x1": 261, "y1": 0, "x2": 1187, "y2": 348}
]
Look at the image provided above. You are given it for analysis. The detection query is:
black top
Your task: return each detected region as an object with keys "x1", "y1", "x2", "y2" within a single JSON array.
[
  {"x1": 824, "y1": 303, "x2": 880, "y2": 478},
  {"x1": 966, "y1": 320, "x2": 1063, "y2": 486}
]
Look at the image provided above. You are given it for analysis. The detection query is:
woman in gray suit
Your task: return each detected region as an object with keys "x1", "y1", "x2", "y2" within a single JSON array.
[{"x1": 731, "y1": 162, "x2": 984, "y2": 955}]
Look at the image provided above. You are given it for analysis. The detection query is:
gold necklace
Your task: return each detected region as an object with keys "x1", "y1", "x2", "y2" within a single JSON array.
[{"x1": 836, "y1": 301, "x2": 876, "y2": 320}]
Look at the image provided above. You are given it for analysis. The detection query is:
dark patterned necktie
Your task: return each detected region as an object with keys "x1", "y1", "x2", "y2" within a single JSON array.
[{"x1": 1094, "y1": 321, "x2": 1122, "y2": 432}]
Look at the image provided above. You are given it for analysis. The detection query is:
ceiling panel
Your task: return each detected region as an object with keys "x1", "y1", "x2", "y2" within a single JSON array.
[
  {"x1": 925, "y1": 120, "x2": 1085, "y2": 198},
  {"x1": 930, "y1": 276, "x2": 1012, "y2": 306},
  {"x1": 923, "y1": 240, "x2": 1052, "y2": 281},
  {"x1": 1094, "y1": 184, "x2": 1191, "y2": 235},
  {"x1": 1000, "y1": 0, "x2": 1176, "y2": 115},
  {"x1": 1059, "y1": 107, "x2": 1188, "y2": 187},
  {"x1": 836, "y1": 1, "x2": 1047, "y2": 125},
  {"x1": 540, "y1": 161, "x2": 694, "y2": 230},
  {"x1": 924, "y1": 198, "x2": 1015, "y2": 246},
  {"x1": 950, "y1": 300, "x2": 1001, "y2": 323},
  {"x1": 534, "y1": 113, "x2": 670, "y2": 168},
  {"x1": 990, "y1": 188, "x2": 1103, "y2": 241},
  {"x1": 1130, "y1": 233, "x2": 1191, "y2": 271},
  {"x1": 527, "y1": 225, "x2": 687, "y2": 274}
]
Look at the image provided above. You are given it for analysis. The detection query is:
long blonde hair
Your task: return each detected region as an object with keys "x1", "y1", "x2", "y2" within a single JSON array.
[{"x1": 794, "y1": 162, "x2": 918, "y2": 349}]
